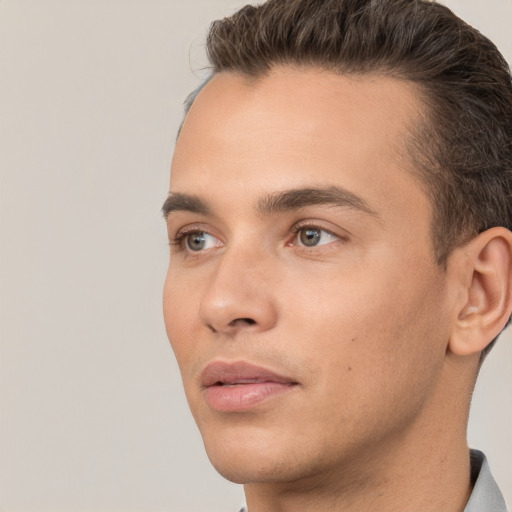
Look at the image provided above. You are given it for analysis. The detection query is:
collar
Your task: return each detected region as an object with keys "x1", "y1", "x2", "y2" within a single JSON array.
[{"x1": 464, "y1": 450, "x2": 508, "y2": 512}]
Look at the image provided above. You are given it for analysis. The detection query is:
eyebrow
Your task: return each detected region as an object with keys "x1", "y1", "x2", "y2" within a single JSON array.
[
  {"x1": 161, "y1": 193, "x2": 211, "y2": 219},
  {"x1": 162, "y1": 186, "x2": 378, "y2": 220},
  {"x1": 257, "y1": 186, "x2": 378, "y2": 217}
]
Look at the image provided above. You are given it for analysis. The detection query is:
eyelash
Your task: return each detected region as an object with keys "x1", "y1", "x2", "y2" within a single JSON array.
[
  {"x1": 169, "y1": 222, "x2": 344, "y2": 253},
  {"x1": 289, "y1": 222, "x2": 338, "y2": 240},
  {"x1": 169, "y1": 225, "x2": 209, "y2": 247}
]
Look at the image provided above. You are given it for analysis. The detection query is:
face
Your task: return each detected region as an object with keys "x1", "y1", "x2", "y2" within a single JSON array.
[{"x1": 163, "y1": 68, "x2": 454, "y2": 486}]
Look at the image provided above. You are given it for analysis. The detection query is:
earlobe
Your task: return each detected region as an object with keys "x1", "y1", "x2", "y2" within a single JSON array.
[{"x1": 449, "y1": 227, "x2": 512, "y2": 357}]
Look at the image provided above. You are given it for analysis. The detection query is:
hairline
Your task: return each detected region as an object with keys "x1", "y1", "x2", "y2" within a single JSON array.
[{"x1": 178, "y1": 65, "x2": 450, "y2": 265}]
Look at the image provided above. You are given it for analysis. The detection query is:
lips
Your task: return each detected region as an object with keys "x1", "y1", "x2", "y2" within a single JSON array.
[{"x1": 201, "y1": 361, "x2": 298, "y2": 412}]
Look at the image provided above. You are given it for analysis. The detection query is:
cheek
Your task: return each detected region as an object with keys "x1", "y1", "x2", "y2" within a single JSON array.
[
  {"x1": 285, "y1": 256, "x2": 449, "y2": 404},
  {"x1": 163, "y1": 270, "x2": 207, "y2": 420},
  {"x1": 163, "y1": 268, "x2": 200, "y2": 365}
]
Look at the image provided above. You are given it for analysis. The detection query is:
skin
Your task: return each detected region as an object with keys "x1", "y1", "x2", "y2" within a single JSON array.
[{"x1": 163, "y1": 68, "x2": 512, "y2": 511}]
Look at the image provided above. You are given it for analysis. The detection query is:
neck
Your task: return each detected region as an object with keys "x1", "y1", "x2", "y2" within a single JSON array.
[
  {"x1": 244, "y1": 359, "x2": 475, "y2": 512},
  {"x1": 244, "y1": 432, "x2": 472, "y2": 512}
]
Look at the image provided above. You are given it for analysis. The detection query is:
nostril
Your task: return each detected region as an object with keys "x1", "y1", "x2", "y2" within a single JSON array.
[
  {"x1": 205, "y1": 318, "x2": 256, "y2": 333},
  {"x1": 229, "y1": 317, "x2": 256, "y2": 326}
]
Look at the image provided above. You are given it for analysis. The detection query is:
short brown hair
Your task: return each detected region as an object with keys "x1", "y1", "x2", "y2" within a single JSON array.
[
  {"x1": 200, "y1": 0, "x2": 512, "y2": 268},
  {"x1": 180, "y1": 0, "x2": 512, "y2": 357}
]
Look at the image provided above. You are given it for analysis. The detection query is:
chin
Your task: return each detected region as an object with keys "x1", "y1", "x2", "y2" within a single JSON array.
[
  {"x1": 207, "y1": 452, "x2": 298, "y2": 485},
  {"x1": 202, "y1": 435, "x2": 280, "y2": 483},
  {"x1": 201, "y1": 428, "x2": 324, "y2": 485}
]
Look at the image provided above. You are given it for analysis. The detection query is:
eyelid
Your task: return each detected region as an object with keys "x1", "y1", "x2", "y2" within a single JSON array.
[
  {"x1": 169, "y1": 223, "x2": 222, "y2": 249},
  {"x1": 289, "y1": 220, "x2": 348, "y2": 240},
  {"x1": 171, "y1": 224, "x2": 205, "y2": 241},
  {"x1": 168, "y1": 219, "x2": 348, "y2": 253},
  {"x1": 169, "y1": 221, "x2": 209, "y2": 239}
]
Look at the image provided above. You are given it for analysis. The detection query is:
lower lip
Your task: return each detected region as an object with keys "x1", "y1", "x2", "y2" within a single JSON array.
[{"x1": 204, "y1": 382, "x2": 296, "y2": 412}]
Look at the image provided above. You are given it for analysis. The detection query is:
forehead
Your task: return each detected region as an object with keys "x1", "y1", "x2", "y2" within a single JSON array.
[
  {"x1": 179, "y1": 68, "x2": 422, "y2": 143},
  {"x1": 170, "y1": 67, "x2": 429, "y2": 227}
]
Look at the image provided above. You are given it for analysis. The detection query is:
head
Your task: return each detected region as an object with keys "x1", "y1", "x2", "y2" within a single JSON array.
[{"x1": 163, "y1": 0, "x2": 512, "y2": 490}]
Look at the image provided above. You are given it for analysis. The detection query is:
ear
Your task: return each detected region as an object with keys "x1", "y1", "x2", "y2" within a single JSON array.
[{"x1": 449, "y1": 227, "x2": 512, "y2": 356}]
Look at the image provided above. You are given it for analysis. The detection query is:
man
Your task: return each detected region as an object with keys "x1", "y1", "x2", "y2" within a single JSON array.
[{"x1": 162, "y1": 0, "x2": 512, "y2": 510}]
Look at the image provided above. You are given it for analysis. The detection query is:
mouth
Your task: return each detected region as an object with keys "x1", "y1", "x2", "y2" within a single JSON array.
[{"x1": 200, "y1": 361, "x2": 299, "y2": 412}]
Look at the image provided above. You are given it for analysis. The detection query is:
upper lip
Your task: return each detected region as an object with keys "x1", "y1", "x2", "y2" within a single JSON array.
[{"x1": 201, "y1": 360, "x2": 297, "y2": 388}]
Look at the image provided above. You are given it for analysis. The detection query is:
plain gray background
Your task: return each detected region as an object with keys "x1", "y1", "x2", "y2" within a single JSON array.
[{"x1": 0, "y1": 1, "x2": 511, "y2": 511}]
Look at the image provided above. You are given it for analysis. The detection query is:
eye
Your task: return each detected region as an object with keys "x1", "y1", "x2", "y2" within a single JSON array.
[
  {"x1": 295, "y1": 226, "x2": 339, "y2": 247},
  {"x1": 182, "y1": 231, "x2": 220, "y2": 252}
]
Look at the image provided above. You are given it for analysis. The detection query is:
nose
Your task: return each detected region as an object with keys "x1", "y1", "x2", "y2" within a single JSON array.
[{"x1": 198, "y1": 245, "x2": 279, "y2": 336}]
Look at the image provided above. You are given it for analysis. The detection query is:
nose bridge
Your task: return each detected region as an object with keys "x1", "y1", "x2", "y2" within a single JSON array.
[{"x1": 199, "y1": 238, "x2": 278, "y2": 334}]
